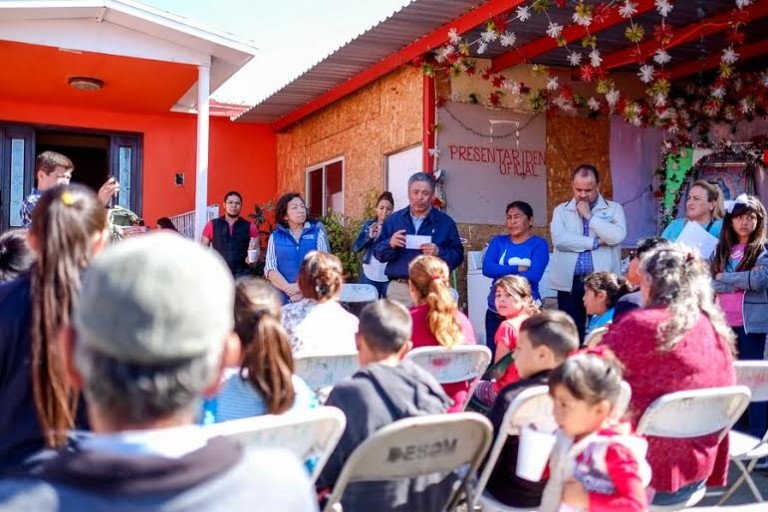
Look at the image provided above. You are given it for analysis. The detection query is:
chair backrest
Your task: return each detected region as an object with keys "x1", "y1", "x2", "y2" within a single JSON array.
[
  {"x1": 636, "y1": 386, "x2": 751, "y2": 441},
  {"x1": 323, "y1": 412, "x2": 493, "y2": 512},
  {"x1": 584, "y1": 326, "x2": 609, "y2": 348},
  {"x1": 473, "y1": 385, "x2": 554, "y2": 504},
  {"x1": 734, "y1": 361, "x2": 768, "y2": 402},
  {"x1": 340, "y1": 283, "x2": 378, "y2": 303},
  {"x1": 613, "y1": 380, "x2": 632, "y2": 420},
  {"x1": 205, "y1": 406, "x2": 346, "y2": 482},
  {"x1": 404, "y1": 345, "x2": 492, "y2": 385},
  {"x1": 294, "y1": 352, "x2": 360, "y2": 392}
]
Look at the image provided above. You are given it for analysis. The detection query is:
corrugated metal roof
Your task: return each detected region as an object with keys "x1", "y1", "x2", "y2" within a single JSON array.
[
  {"x1": 236, "y1": 0, "x2": 482, "y2": 123},
  {"x1": 237, "y1": 0, "x2": 768, "y2": 124}
]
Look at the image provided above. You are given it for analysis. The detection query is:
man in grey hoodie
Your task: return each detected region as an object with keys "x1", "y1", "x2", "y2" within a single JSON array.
[
  {"x1": 0, "y1": 234, "x2": 317, "y2": 512},
  {"x1": 317, "y1": 299, "x2": 454, "y2": 511}
]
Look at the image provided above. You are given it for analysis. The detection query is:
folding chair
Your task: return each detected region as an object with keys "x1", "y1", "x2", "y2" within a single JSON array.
[
  {"x1": 322, "y1": 412, "x2": 493, "y2": 512},
  {"x1": 339, "y1": 283, "x2": 378, "y2": 316},
  {"x1": 205, "y1": 406, "x2": 346, "y2": 483},
  {"x1": 613, "y1": 380, "x2": 633, "y2": 421},
  {"x1": 473, "y1": 385, "x2": 555, "y2": 512},
  {"x1": 339, "y1": 283, "x2": 378, "y2": 302},
  {"x1": 404, "y1": 346, "x2": 492, "y2": 411},
  {"x1": 718, "y1": 361, "x2": 768, "y2": 505},
  {"x1": 294, "y1": 352, "x2": 360, "y2": 393},
  {"x1": 634, "y1": 386, "x2": 752, "y2": 511}
]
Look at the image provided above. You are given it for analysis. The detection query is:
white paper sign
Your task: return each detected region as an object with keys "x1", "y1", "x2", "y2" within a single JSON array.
[
  {"x1": 676, "y1": 221, "x2": 719, "y2": 259},
  {"x1": 406, "y1": 235, "x2": 432, "y2": 249},
  {"x1": 437, "y1": 102, "x2": 547, "y2": 226}
]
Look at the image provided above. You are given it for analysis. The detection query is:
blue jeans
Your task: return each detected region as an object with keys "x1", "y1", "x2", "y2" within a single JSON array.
[
  {"x1": 652, "y1": 480, "x2": 705, "y2": 506},
  {"x1": 734, "y1": 326, "x2": 768, "y2": 438},
  {"x1": 360, "y1": 274, "x2": 388, "y2": 298},
  {"x1": 485, "y1": 309, "x2": 503, "y2": 357}
]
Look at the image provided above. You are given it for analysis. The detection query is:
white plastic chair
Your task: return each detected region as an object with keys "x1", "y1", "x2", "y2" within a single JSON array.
[
  {"x1": 473, "y1": 385, "x2": 554, "y2": 512},
  {"x1": 613, "y1": 380, "x2": 633, "y2": 421},
  {"x1": 404, "y1": 346, "x2": 492, "y2": 410},
  {"x1": 718, "y1": 361, "x2": 768, "y2": 505},
  {"x1": 205, "y1": 406, "x2": 347, "y2": 483},
  {"x1": 635, "y1": 386, "x2": 752, "y2": 511},
  {"x1": 294, "y1": 352, "x2": 359, "y2": 393},
  {"x1": 339, "y1": 283, "x2": 378, "y2": 303},
  {"x1": 322, "y1": 412, "x2": 493, "y2": 512}
]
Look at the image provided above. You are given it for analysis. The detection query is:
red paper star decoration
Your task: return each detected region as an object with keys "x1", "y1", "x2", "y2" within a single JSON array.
[{"x1": 580, "y1": 64, "x2": 598, "y2": 82}]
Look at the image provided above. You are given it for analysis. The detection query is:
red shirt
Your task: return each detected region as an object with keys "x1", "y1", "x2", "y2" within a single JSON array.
[
  {"x1": 602, "y1": 307, "x2": 736, "y2": 493},
  {"x1": 409, "y1": 304, "x2": 477, "y2": 413},
  {"x1": 202, "y1": 219, "x2": 258, "y2": 239},
  {"x1": 493, "y1": 317, "x2": 526, "y2": 392}
]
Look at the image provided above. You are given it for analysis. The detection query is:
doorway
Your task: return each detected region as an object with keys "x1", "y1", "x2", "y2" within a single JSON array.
[
  {"x1": 0, "y1": 123, "x2": 142, "y2": 232},
  {"x1": 37, "y1": 131, "x2": 110, "y2": 193}
]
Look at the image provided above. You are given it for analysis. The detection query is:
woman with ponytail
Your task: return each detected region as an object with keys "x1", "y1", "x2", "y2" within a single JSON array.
[
  {"x1": 407, "y1": 255, "x2": 477, "y2": 412},
  {"x1": 202, "y1": 278, "x2": 317, "y2": 423},
  {"x1": 0, "y1": 184, "x2": 108, "y2": 471},
  {"x1": 281, "y1": 251, "x2": 358, "y2": 355}
]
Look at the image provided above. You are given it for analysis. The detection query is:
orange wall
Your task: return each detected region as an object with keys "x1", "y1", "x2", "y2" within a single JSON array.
[{"x1": 0, "y1": 99, "x2": 276, "y2": 225}]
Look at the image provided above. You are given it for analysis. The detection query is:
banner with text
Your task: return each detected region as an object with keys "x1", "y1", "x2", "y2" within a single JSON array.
[{"x1": 437, "y1": 102, "x2": 547, "y2": 226}]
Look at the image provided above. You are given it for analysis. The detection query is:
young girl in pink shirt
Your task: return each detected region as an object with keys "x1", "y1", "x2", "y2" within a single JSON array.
[{"x1": 711, "y1": 194, "x2": 768, "y2": 438}]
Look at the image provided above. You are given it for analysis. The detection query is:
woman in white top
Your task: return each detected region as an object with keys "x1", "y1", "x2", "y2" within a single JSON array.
[
  {"x1": 352, "y1": 192, "x2": 394, "y2": 297},
  {"x1": 282, "y1": 251, "x2": 359, "y2": 354},
  {"x1": 201, "y1": 278, "x2": 317, "y2": 424}
]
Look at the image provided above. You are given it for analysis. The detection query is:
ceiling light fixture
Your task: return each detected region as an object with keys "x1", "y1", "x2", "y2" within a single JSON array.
[{"x1": 68, "y1": 76, "x2": 104, "y2": 91}]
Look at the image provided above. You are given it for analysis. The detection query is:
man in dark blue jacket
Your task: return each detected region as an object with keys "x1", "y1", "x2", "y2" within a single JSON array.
[{"x1": 373, "y1": 172, "x2": 463, "y2": 306}]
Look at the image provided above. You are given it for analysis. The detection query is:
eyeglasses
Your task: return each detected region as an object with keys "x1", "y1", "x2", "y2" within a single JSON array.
[{"x1": 225, "y1": 201, "x2": 241, "y2": 206}]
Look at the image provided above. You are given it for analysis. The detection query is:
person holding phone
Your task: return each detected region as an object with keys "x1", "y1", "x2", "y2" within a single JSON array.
[{"x1": 21, "y1": 151, "x2": 119, "y2": 229}]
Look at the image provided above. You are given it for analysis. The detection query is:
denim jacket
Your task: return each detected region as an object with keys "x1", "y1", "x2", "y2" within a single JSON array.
[
  {"x1": 711, "y1": 248, "x2": 768, "y2": 334},
  {"x1": 352, "y1": 219, "x2": 379, "y2": 264},
  {"x1": 373, "y1": 206, "x2": 463, "y2": 280}
]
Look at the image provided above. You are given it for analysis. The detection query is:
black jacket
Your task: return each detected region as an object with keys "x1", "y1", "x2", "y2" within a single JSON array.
[
  {"x1": 317, "y1": 360, "x2": 454, "y2": 511},
  {"x1": 0, "y1": 274, "x2": 88, "y2": 476}
]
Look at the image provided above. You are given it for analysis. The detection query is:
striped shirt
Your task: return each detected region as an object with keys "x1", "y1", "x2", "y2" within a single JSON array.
[
  {"x1": 574, "y1": 201, "x2": 599, "y2": 277},
  {"x1": 201, "y1": 369, "x2": 318, "y2": 425}
]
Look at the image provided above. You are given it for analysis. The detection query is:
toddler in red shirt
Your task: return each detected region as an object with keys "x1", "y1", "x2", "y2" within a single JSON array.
[{"x1": 540, "y1": 350, "x2": 651, "y2": 512}]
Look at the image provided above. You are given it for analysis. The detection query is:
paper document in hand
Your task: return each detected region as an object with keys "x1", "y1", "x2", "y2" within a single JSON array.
[
  {"x1": 405, "y1": 234, "x2": 432, "y2": 250},
  {"x1": 675, "y1": 221, "x2": 719, "y2": 259}
]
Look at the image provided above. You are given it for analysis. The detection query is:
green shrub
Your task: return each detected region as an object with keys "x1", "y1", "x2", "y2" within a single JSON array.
[
  {"x1": 321, "y1": 191, "x2": 379, "y2": 281},
  {"x1": 321, "y1": 211, "x2": 364, "y2": 281}
]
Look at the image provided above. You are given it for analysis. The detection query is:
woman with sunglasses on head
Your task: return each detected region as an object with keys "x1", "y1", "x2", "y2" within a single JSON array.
[{"x1": 661, "y1": 180, "x2": 725, "y2": 242}]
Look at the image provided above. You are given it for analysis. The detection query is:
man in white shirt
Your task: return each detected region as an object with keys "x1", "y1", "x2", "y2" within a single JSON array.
[{"x1": 549, "y1": 165, "x2": 626, "y2": 341}]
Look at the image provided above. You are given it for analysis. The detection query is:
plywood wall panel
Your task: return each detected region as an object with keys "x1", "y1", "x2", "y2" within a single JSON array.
[{"x1": 276, "y1": 66, "x2": 423, "y2": 218}]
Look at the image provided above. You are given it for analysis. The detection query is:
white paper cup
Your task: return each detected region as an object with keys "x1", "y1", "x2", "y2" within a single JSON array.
[
  {"x1": 247, "y1": 249, "x2": 259, "y2": 263},
  {"x1": 516, "y1": 425, "x2": 556, "y2": 482}
]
